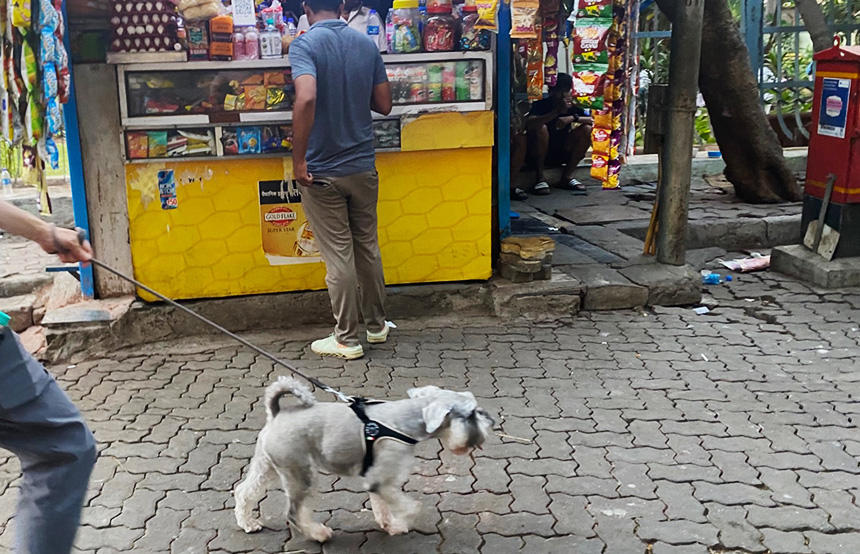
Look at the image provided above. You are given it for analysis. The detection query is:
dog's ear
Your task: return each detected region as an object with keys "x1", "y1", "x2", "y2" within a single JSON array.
[
  {"x1": 407, "y1": 385, "x2": 442, "y2": 399},
  {"x1": 422, "y1": 400, "x2": 452, "y2": 433},
  {"x1": 422, "y1": 393, "x2": 479, "y2": 433}
]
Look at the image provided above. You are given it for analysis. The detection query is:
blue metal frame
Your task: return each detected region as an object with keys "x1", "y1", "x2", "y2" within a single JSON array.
[
  {"x1": 742, "y1": 0, "x2": 764, "y2": 85},
  {"x1": 61, "y1": 0, "x2": 95, "y2": 298},
  {"x1": 496, "y1": 0, "x2": 511, "y2": 238}
]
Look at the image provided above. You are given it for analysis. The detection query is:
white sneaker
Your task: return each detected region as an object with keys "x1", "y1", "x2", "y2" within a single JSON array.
[
  {"x1": 310, "y1": 335, "x2": 364, "y2": 359},
  {"x1": 366, "y1": 325, "x2": 390, "y2": 344}
]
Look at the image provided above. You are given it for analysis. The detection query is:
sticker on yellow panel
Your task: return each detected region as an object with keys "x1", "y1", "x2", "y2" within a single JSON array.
[{"x1": 259, "y1": 179, "x2": 322, "y2": 266}]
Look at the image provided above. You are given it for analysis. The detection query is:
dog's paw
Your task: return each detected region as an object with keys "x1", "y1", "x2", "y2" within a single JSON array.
[
  {"x1": 384, "y1": 520, "x2": 410, "y2": 536},
  {"x1": 238, "y1": 518, "x2": 264, "y2": 533},
  {"x1": 306, "y1": 523, "x2": 333, "y2": 543}
]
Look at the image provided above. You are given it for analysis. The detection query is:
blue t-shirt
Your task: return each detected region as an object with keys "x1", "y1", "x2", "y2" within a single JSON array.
[{"x1": 289, "y1": 19, "x2": 388, "y2": 177}]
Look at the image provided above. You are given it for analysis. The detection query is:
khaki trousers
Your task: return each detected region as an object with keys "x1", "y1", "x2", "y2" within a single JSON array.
[{"x1": 301, "y1": 169, "x2": 386, "y2": 346}]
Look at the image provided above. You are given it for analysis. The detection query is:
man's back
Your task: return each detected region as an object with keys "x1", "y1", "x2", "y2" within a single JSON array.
[{"x1": 289, "y1": 19, "x2": 387, "y2": 177}]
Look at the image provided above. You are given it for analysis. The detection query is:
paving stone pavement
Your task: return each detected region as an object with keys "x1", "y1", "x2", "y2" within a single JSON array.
[{"x1": 1, "y1": 271, "x2": 860, "y2": 553}]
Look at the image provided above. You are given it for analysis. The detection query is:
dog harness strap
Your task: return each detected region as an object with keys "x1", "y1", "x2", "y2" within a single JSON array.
[{"x1": 349, "y1": 398, "x2": 417, "y2": 476}]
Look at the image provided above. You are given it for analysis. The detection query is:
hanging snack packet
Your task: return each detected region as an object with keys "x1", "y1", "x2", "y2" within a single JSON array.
[
  {"x1": 576, "y1": 0, "x2": 611, "y2": 19},
  {"x1": 510, "y1": 0, "x2": 540, "y2": 39},
  {"x1": 543, "y1": 16, "x2": 559, "y2": 88},
  {"x1": 11, "y1": 0, "x2": 31, "y2": 29},
  {"x1": 474, "y1": 0, "x2": 499, "y2": 32},
  {"x1": 525, "y1": 38, "x2": 544, "y2": 100},
  {"x1": 573, "y1": 18, "x2": 610, "y2": 65},
  {"x1": 572, "y1": 64, "x2": 606, "y2": 109},
  {"x1": 591, "y1": 127, "x2": 611, "y2": 155},
  {"x1": 590, "y1": 153, "x2": 609, "y2": 181}
]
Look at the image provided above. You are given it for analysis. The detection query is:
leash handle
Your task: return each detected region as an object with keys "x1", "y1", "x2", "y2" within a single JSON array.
[{"x1": 73, "y1": 228, "x2": 352, "y2": 403}]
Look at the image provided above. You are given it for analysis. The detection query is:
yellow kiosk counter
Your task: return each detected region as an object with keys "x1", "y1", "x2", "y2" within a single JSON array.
[{"x1": 115, "y1": 52, "x2": 495, "y2": 301}]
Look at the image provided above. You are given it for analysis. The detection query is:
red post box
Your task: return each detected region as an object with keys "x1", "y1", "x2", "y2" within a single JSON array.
[{"x1": 803, "y1": 37, "x2": 860, "y2": 258}]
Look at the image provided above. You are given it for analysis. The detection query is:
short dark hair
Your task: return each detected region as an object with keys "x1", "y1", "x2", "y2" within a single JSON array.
[
  {"x1": 550, "y1": 73, "x2": 573, "y2": 93},
  {"x1": 304, "y1": 0, "x2": 342, "y2": 12}
]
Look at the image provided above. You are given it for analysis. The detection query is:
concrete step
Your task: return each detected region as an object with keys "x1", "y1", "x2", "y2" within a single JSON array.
[
  {"x1": 0, "y1": 274, "x2": 53, "y2": 298},
  {"x1": 0, "y1": 294, "x2": 36, "y2": 332}
]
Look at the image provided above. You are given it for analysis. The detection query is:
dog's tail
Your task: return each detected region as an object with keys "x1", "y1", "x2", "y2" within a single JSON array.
[{"x1": 265, "y1": 376, "x2": 317, "y2": 422}]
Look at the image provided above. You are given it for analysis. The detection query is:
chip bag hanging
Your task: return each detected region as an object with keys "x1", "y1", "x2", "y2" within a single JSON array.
[
  {"x1": 511, "y1": 0, "x2": 540, "y2": 39},
  {"x1": 524, "y1": 38, "x2": 544, "y2": 100},
  {"x1": 474, "y1": 0, "x2": 499, "y2": 32},
  {"x1": 576, "y1": 0, "x2": 611, "y2": 19},
  {"x1": 572, "y1": 64, "x2": 606, "y2": 109},
  {"x1": 573, "y1": 18, "x2": 611, "y2": 65},
  {"x1": 542, "y1": 16, "x2": 559, "y2": 88}
]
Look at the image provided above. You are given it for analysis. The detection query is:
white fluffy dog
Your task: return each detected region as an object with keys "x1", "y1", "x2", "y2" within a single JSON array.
[{"x1": 234, "y1": 377, "x2": 495, "y2": 542}]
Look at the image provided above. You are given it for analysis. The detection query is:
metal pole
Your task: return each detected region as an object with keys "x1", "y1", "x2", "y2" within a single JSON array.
[
  {"x1": 656, "y1": 0, "x2": 704, "y2": 266},
  {"x1": 496, "y1": 0, "x2": 512, "y2": 238},
  {"x1": 61, "y1": 0, "x2": 95, "y2": 297}
]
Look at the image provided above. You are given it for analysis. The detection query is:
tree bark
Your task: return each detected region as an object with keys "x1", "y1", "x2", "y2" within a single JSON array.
[
  {"x1": 795, "y1": 0, "x2": 833, "y2": 53},
  {"x1": 656, "y1": 0, "x2": 802, "y2": 203}
]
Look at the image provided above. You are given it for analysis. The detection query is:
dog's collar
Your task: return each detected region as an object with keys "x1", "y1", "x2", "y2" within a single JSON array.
[{"x1": 349, "y1": 398, "x2": 418, "y2": 476}]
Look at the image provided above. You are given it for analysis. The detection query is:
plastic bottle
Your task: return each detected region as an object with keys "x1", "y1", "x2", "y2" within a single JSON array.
[
  {"x1": 232, "y1": 29, "x2": 246, "y2": 60},
  {"x1": 286, "y1": 17, "x2": 297, "y2": 36},
  {"x1": 1, "y1": 168, "x2": 12, "y2": 197},
  {"x1": 260, "y1": 13, "x2": 283, "y2": 58},
  {"x1": 387, "y1": 0, "x2": 422, "y2": 53},
  {"x1": 244, "y1": 26, "x2": 260, "y2": 59}
]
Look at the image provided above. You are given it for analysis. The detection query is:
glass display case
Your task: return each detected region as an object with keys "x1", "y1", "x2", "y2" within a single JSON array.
[
  {"x1": 117, "y1": 52, "x2": 492, "y2": 161},
  {"x1": 125, "y1": 128, "x2": 216, "y2": 159},
  {"x1": 123, "y1": 66, "x2": 293, "y2": 118},
  {"x1": 386, "y1": 59, "x2": 484, "y2": 105},
  {"x1": 221, "y1": 125, "x2": 293, "y2": 156}
]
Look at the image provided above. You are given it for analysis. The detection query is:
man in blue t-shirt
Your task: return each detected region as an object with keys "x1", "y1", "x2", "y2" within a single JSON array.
[{"x1": 290, "y1": 0, "x2": 393, "y2": 360}]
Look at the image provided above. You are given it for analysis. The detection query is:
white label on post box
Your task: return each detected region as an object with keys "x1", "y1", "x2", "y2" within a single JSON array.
[{"x1": 817, "y1": 77, "x2": 851, "y2": 139}]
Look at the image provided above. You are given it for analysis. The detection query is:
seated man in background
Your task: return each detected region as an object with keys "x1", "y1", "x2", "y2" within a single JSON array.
[{"x1": 512, "y1": 73, "x2": 592, "y2": 197}]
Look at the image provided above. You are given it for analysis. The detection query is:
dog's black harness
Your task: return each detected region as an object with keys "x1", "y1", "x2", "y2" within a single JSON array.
[{"x1": 349, "y1": 398, "x2": 418, "y2": 476}]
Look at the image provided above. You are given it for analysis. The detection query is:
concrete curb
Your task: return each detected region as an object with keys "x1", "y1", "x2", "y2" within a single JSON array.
[
  {"x1": 613, "y1": 214, "x2": 802, "y2": 251},
  {"x1": 42, "y1": 265, "x2": 701, "y2": 362}
]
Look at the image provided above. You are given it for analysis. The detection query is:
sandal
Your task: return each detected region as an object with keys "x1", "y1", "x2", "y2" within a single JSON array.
[
  {"x1": 560, "y1": 178, "x2": 588, "y2": 195},
  {"x1": 532, "y1": 181, "x2": 551, "y2": 196},
  {"x1": 511, "y1": 187, "x2": 529, "y2": 201}
]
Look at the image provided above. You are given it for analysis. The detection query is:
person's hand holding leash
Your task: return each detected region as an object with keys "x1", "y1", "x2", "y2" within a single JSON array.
[{"x1": 39, "y1": 225, "x2": 93, "y2": 265}]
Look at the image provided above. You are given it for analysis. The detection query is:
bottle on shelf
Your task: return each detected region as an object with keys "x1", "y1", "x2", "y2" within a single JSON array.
[
  {"x1": 244, "y1": 26, "x2": 260, "y2": 59},
  {"x1": 259, "y1": 12, "x2": 283, "y2": 58}
]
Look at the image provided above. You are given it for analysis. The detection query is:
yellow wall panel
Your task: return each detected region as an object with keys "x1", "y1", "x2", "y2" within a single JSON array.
[
  {"x1": 125, "y1": 146, "x2": 492, "y2": 301},
  {"x1": 400, "y1": 111, "x2": 495, "y2": 151}
]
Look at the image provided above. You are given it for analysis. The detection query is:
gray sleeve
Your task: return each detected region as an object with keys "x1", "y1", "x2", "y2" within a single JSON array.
[{"x1": 290, "y1": 38, "x2": 316, "y2": 79}]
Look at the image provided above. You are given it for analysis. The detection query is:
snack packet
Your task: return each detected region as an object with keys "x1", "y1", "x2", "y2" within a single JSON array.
[
  {"x1": 591, "y1": 153, "x2": 609, "y2": 181},
  {"x1": 573, "y1": 18, "x2": 611, "y2": 65},
  {"x1": 474, "y1": 0, "x2": 499, "y2": 32},
  {"x1": 524, "y1": 38, "x2": 543, "y2": 100},
  {"x1": 543, "y1": 16, "x2": 559, "y2": 88},
  {"x1": 572, "y1": 64, "x2": 607, "y2": 108},
  {"x1": 510, "y1": 0, "x2": 540, "y2": 39},
  {"x1": 576, "y1": 0, "x2": 611, "y2": 19}
]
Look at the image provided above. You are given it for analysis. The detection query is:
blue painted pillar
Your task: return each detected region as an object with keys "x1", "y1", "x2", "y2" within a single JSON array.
[
  {"x1": 61, "y1": 0, "x2": 95, "y2": 298},
  {"x1": 496, "y1": 0, "x2": 511, "y2": 238},
  {"x1": 743, "y1": 0, "x2": 764, "y2": 84}
]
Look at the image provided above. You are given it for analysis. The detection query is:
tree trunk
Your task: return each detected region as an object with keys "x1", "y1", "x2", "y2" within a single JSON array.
[
  {"x1": 656, "y1": 0, "x2": 802, "y2": 203},
  {"x1": 795, "y1": 0, "x2": 833, "y2": 53}
]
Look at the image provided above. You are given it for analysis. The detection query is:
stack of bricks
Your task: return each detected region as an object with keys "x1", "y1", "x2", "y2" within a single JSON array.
[{"x1": 498, "y1": 236, "x2": 555, "y2": 283}]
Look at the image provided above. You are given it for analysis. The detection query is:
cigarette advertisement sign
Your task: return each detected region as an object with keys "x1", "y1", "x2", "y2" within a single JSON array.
[{"x1": 259, "y1": 179, "x2": 322, "y2": 265}]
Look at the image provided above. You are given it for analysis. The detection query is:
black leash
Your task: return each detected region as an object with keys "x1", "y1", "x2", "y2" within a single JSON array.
[{"x1": 69, "y1": 228, "x2": 353, "y2": 403}]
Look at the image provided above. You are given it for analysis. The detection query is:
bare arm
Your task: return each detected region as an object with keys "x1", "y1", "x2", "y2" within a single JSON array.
[
  {"x1": 292, "y1": 74, "x2": 317, "y2": 186},
  {"x1": 0, "y1": 200, "x2": 93, "y2": 263},
  {"x1": 371, "y1": 81, "x2": 392, "y2": 116}
]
